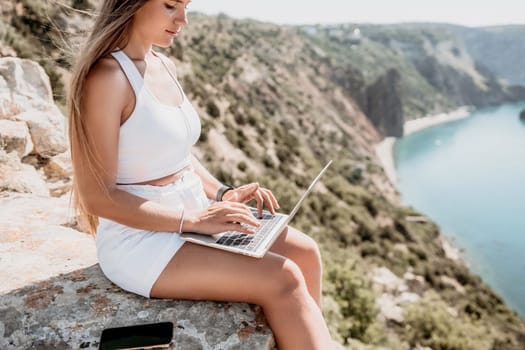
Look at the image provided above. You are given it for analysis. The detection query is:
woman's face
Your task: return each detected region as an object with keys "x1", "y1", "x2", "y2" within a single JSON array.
[{"x1": 132, "y1": 0, "x2": 192, "y2": 47}]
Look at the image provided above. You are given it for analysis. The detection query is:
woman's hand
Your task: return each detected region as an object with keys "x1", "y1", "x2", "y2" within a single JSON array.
[
  {"x1": 185, "y1": 201, "x2": 261, "y2": 235},
  {"x1": 222, "y1": 183, "x2": 280, "y2": 218}
]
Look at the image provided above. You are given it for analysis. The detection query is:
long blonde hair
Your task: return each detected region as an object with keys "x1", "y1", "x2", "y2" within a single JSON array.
[{"x1": 67, "y1": 0, "x2": 148, "y2": 235}]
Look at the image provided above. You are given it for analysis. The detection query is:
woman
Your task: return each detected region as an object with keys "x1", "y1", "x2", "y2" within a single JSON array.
[{"x1": 68, "y1": 1, "x2": 340, "y2": 349}]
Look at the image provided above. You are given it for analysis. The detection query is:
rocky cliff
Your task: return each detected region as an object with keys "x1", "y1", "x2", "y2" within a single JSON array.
[
  {"x1": 300, "y1": 23, "x2": 525, "y2": 136},
  {"x1": 0, "y1": 261, "x2": 274, "y2": 350},
  {"x1": 365, "y1": 69, "x2": 403, "y2": 137}
]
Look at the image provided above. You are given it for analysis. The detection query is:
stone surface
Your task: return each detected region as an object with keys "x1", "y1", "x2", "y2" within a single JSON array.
[
  {"x1": 0, "y1": 265, "x2": 275, "y2": 350},
  {"x1": 0, "y1": 192, "x2": 95, "y2": 293},
  {"x1": 376, "y1": 293, "x2": 404, "y2": 323},
  {"x1": 402, "y1": 272, "x2": 426, "y2": 295},
  {"x1": 0, "y1": 57, "x2": 67, "y2": 158},
  {"x1": 0, "y1": 150, "x2": 48, "y2": 195},
  {"x1": 43, "y1": 150, "x2": 73, "y2": 197},
  {"x1": 371, "y1": 267, "x2": 425, "y2": 325},
  {"x1": 0, "y1": 119, "x2": 33, "y2": 158},
  {"x1": 436, "y1": 235, "x2": 462, "y2": 262},
  {"x1": 0, "y1": 57, "x2": 54, "y2": 118},
  {"x1": 371, "y1": 267, "x2": 404, "y2": 294},
  {"x1": 0, "y1": 57, "x2": 69, "y2": 197},
  {"x1": 12, "y1": 107, "x2": 67, "y2": 158},
  {"x1": 43, "y1": 150, "x2": 73, "y2": 179},
  {"x1": 440, "y1": 275, "x2": 466, "y2": 294}
]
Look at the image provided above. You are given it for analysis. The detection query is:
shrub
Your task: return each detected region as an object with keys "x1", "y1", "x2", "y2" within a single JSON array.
[
  {"x1": 206, "y1": 99, "x2": 221, "y2": 118},
  {"x1": 404, "y1": 292, "x2": 493, "y2": 350},
  {"x1": 324, "y1": 257, "x2": 377, "y2": 341},
  {"x1": 237, "y1": 161, "x2": 247, "y2": 172}
]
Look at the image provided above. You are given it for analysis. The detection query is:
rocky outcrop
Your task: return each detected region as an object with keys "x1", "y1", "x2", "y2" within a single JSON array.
[
  {"x1": 365, "y1": 69, "x2": 404, "y2": 137},
  {"x1": 0, "y1": 57, "x2": 59, "y2": 119},
  {"x1": 0, "y1": 149, "x2": 49, "y2": 195},
  {"x1": 371, "y1": 267, "x2": 426, "y2": 324},
  {"x1": 0, "y1": 193, "x2": 97, "y2": 294},
  {"x1": 0, "y1": 265, "x2": 274, "y2": 350},
  {"x1": 0, "y1": 57, "x2": 70, "y2": 197},
  {"x1": 520, "y1": 108, "x2": 525, "y2": 121}
]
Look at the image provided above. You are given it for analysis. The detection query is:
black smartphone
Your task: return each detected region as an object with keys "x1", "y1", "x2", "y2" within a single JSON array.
[{"x1": 99, "y1": 321, "x2": 173, "y2": 350}]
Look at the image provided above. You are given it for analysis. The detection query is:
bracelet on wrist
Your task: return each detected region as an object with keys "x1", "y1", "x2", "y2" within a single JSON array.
[
  {"x1": 177, "y1": 207, "x2": 185, "y2": 234},
  {"x1": 216, "y1": 184, "x2": 234, "y2": 202}
]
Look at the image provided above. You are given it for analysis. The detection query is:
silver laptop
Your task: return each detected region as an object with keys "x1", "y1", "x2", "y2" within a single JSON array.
[{"x1": 180, "y1": 160, "x2": 332, "y2": 258}]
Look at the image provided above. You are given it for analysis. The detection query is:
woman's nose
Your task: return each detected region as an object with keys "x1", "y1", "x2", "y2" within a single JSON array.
[{"x1": 174, "y1": 10, "x2": 188, "y2": 25}]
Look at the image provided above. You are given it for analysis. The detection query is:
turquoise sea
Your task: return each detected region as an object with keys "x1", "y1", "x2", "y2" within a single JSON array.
[{"x1": 394, "y1": 102, "x2": 525, "y2": 319}]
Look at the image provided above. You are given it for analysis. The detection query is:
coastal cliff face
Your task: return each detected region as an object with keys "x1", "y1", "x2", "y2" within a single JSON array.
[
  {"x1": 365, "y1": 69, "x2": 403, "y2": 137},
  {"x1": 301, "y1": 23, "x2": 525, "y2": 136},
  {"x1": 1, "y1": 2, "x2": 525, "y2": 349}
]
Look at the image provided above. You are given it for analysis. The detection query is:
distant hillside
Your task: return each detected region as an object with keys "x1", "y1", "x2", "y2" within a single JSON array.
[
  {"x1": 452, "y1": 25, "x2": 525, "y2": 86},
  {"x1": 300, "y1": 23, "x2": 525, "y2": 135},
  {"x1": 1, "y1": 2, "x2": 525, "y2": 349}
]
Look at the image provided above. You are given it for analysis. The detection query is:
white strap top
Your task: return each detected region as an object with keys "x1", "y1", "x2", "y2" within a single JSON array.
[{"x1": 110, "y1": 50, "x2": 201, "y2": 184}]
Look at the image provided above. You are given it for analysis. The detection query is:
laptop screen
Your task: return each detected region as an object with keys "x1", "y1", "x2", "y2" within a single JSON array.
[{"x1": 287, "y1": 160, "x2": 332, "y2": 221}]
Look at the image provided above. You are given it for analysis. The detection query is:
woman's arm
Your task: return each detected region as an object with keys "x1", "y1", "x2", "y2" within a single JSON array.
[
  {"x1": 75, "y1": 57, "x2": 188, "y2": 232},
  {"x1": 190, "y1": 154, "x2": 224, "y2": 200}
]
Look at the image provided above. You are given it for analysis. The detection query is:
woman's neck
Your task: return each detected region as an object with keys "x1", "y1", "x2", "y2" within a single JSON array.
[{"x1": 121, "y1": 31, "x2": 153, "y2": 60}]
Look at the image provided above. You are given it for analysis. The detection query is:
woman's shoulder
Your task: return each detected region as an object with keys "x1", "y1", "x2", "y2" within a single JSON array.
[
  {"x1": 84, "y1": 55, "x2": 131, "y2": 103},
  {"x1": 86, "y1": 55, "x2": 127, "y2": 86}
]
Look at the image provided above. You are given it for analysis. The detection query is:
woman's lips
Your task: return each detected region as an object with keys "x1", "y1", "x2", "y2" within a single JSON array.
[{"x1": 166, "y1": 28, "x2": 181, "y2": 36}]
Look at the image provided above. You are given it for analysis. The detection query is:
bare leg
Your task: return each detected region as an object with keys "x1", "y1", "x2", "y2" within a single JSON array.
[
  {"x1": 269, "y1": 226, "x2": 347, "y2": 349},
  {"x1": 150, "y1": 242, "x2": 332, "y2": 350},
  {"x1": 268, "y1": 226, "x2": 323, "y2": 309}
]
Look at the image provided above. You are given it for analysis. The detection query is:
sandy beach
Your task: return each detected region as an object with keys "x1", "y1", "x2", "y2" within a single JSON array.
[
  {"x1": 404, "y1": 106, "x2": 473, "y2": 136},
  {"x1": 375, "y1": 106, "x2": 473, "y2": 186}
]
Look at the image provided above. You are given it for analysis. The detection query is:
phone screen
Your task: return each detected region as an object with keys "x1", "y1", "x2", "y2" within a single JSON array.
[{"x1": 99, "y1": 322, "x2": 173, "y2": 350}]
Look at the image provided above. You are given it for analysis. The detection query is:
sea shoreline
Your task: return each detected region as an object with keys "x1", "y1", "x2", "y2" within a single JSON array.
[
  {"x1": 377, "y1": 102, "x2": 525, "y2": 320},
  {"x1": 374, "y1": 106, "x2": 474, "y2": 264},
  {"x1": 375, "y1": 105, "x2": 473, "y2": 185}
]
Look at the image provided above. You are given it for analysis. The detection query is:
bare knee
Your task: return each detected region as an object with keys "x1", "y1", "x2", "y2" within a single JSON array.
[
  {"x1": 294, "y1": 233, "x2": 322, "y2": 274},
  {"x1": 268, "y1": 259, "x2": 307, "y2": 301},
  {"x1": 304, "y1": 235, "x2": 322, "y2": 265},
  {"x1": 284, "y1": 227, "x2": 321, "y2": 261}
]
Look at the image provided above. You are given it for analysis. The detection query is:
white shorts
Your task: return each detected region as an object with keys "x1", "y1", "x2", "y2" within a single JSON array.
[{"x1": 95, "y1": 170, "x2": 210, "y2": 298}]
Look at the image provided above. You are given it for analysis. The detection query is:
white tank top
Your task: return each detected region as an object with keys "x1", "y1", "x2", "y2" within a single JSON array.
[{"x1": 110, "y1": 50, "x2": 201, "y2": 184}]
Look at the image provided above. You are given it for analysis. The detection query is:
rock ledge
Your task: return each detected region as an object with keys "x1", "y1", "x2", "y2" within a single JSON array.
[{"x1": 0, "y1": 265, "x2": 275, "y2": 350}]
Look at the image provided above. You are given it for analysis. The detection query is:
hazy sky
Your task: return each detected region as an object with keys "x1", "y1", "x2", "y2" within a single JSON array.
[{"x1": 188, "y1": 0, "x2": 525, "y2": 27}]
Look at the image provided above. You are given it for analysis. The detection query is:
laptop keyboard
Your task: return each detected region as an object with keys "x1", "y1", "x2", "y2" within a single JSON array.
[{"x1": 215, "y1": 211, "x2": 281, "y2": 251}]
